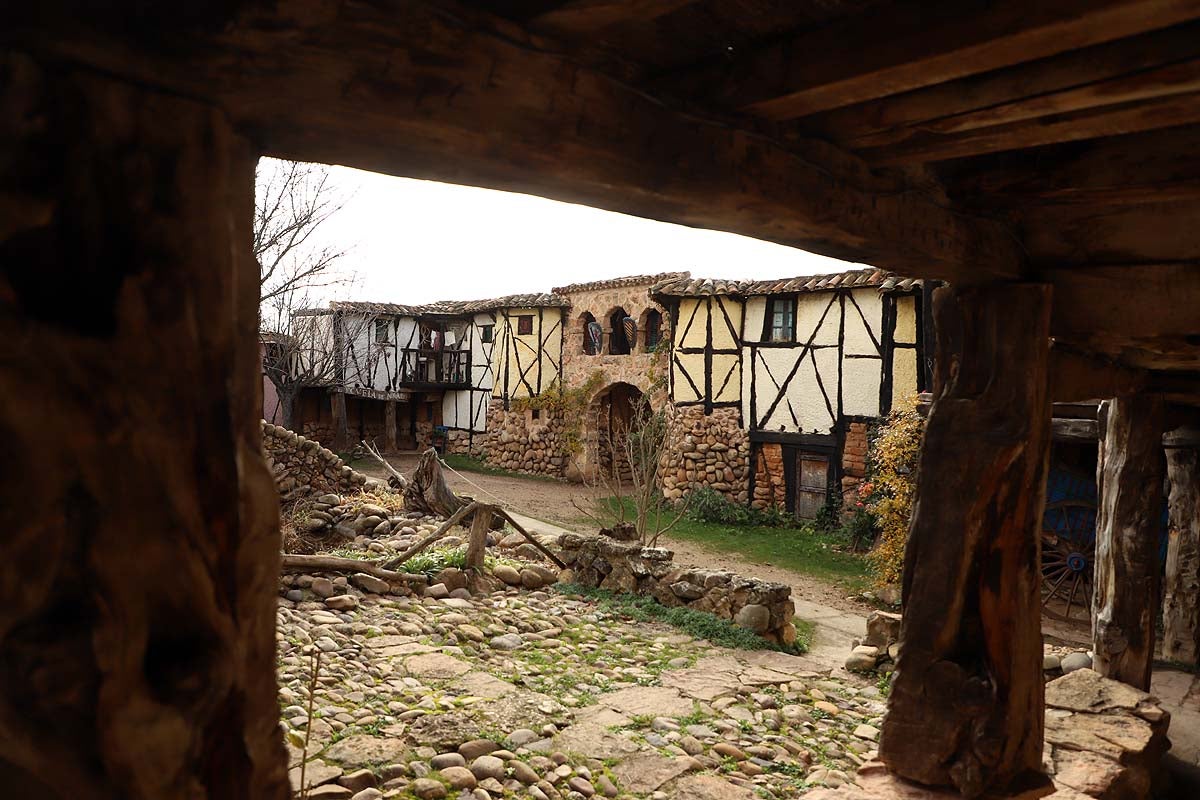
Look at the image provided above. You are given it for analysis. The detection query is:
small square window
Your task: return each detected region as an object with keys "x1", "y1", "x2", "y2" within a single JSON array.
[
  {"x1": 531, "y1": 409, "x2": 541, "y2": 421},
  {"x1": 517, "y1": 315, "x2": 534, "y2": 335},
  {"x1": 374, "y1": 319, "x2": 390, "y2": 343},
  {"x1": 480, "y1": 324, "x2": 494, "y2": 343},
  {"x1": 768, "y1": 297, "x2": 795, "y2": 342}
]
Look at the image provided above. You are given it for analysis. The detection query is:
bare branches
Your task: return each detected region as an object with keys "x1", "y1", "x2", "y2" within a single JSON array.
[{"x1": 577, "y1": 396, "x2": 689, "y2": 546}]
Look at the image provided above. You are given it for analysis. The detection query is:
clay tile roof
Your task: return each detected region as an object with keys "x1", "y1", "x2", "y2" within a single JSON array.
[
  {"x1": 650, "y1": 267, "x2": 919, "y2": 299},
  {"x1": 552, "y1": 271, "x2": 690, "y2": 294},
  {"x1": 328, "y1": 292, "x2": 569, "y2": 317}
]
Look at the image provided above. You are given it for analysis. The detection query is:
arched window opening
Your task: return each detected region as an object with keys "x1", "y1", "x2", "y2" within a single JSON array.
[
  {"x1": 644, "y1": 309, "x2": 663, "y2": 352},
  {"x1": 581, "y1": 311, "x2": 600, "y2": 355},
  {"x1": 608, "y1": 307, "x2": 632, "y2": 355}
]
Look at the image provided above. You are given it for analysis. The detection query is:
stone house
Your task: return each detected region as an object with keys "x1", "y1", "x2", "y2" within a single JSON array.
[{"x1": 282, "y1": 268, "x2": 924, "y2": 520}]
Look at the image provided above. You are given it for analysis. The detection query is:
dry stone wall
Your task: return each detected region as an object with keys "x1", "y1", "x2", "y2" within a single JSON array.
[
  {"x1": 481, "y1": 399, "x2": 569, "y2": 477},
  {"x1": 262, "y1": 421, "x2": 368, "y2": 501},
  {"x1": 661, "y1": 405, "x2": 750, "y2": 503},
  {"x1": 557, "y1": 531, "x2": 797, "y2": 644}
]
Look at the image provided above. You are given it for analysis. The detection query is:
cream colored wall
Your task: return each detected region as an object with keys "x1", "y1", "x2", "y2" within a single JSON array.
[
  {"x1": 490, "y1": 307, "x2": 561, "y2": 400},
  {"x1": 711, "y1": 296, "x2": 742, "y2": 349},
  {"x1": 894, "y1": 295, "x2": 917, "y2": 346},
  {"x1": 891, "y1": 347, "x2": 919, "y2": 409},
  {"x1": 842, "y1": 289, "x2": 884, "y2": 418}
]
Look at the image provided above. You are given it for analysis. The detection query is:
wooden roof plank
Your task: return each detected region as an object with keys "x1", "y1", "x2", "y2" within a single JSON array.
[
  {"x1": 859, "y1": 89, "x2": 1200, "y2": 165},
  {"x1": 530, "y1": 0, "x2": 696, "y2": 36},
  {"x1": 809, "y1": 21, "x2": 1200, "y2": 144},
  {"x1": 665, "y1": 0, "x2": 1200, "y2": 120}
]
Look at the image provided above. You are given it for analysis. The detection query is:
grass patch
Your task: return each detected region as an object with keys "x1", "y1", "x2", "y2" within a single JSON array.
[
  {"x1": 555, "y1": 582, "x2": 810, "y2": 655},
  {"x1": 440, "y1": 453, "x2": 561, "y2": 483},
  {"x1": 665, "y1": 513, "x2": 870, "y2": 593},
  {"x1": 600, "y1": 495, "x2": 869, "y2": 592}
]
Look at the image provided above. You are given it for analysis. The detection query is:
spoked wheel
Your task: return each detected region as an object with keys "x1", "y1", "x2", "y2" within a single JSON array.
[{"x1": 1040, "y1": 500, "x2": 1097, "y2": 623}]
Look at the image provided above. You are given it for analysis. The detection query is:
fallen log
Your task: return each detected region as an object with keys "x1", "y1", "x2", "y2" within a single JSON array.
[
  {"x1": 280, "y1": 553, "x2": 428, "y2": 584},
  {"x1": 381, "y1": 502, "x2": 476, "y2": 570}
]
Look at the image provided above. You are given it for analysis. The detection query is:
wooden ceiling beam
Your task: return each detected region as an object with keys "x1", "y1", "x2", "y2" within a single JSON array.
[
  {"x1": 858, "y1": 89, "x2": 1200, "y2": 165},
  {"x1": 529, "y1": 0, "x2": 694, "y2": 37},
  {"x1": 1046, "y1": 264, "x2": 1200, "y2": 340},
  {"x1": 849, "y1": 58, "x2": 1200, "y2": 150},
  {"x1": 662, "y1": 0, "x2": 1200, "y2": 120},
  {"x1": 944, "y1": 126, "x2": 1200, "y2": 207},
  {"x1": 809, "y1": 22, "x2": 1200, "y2": 146},
  {"x1": 12, "y1": 2, "x2": 1023, "y2": 283}
]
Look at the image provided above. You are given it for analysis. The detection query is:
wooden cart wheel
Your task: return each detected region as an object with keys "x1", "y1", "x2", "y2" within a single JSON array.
[{"x1": 1040, "y1": 499, "x2": 1097, "y2": 623}]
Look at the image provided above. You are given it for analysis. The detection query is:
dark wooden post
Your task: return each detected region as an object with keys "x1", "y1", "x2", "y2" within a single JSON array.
[
  {"x1": 0, "y1": 52, "x2": 288, "y2": 798},
  {"x1": 1093, "y1": 396, "x2": 1166, "y2": 689},
  {"x1": 879, "y1": 284, "x2": 1052, "y2": 798},
  {"x1": 465, "y1": 505, "x2": 495, "y2": 571},
  {"x1": 331, "y1": 390, "x2": 350, "y2": 452},
  {"x1": 385, "y1": 400, "x2": 398, "y2": 452},
  {"x1": 1163, "y1": 426, "x2": 1200, "y2": 666}
]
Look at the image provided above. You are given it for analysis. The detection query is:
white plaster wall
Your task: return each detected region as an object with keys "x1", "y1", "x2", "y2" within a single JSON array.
[
  {"x1": 711, "y1": 296, "x2": 742, "y2": 349},
  {"x1": 673, "y1": 351, "x2": 705, "y2": 403},
  {"x1": 843, "y1": 357, "x2": 882, "y2": 418},
  {"x1": 712, "y1": 354, "x2": 741, "y2": 404},
  {"x1": 843, "y1": 290, "x2": 883, "y2": 357},
  {"x1": 749, "y1": 347, "x2": 839, "y2": 433},
  {"x1": 797, "y1": 294, "x2": 841, "y2": 346}
]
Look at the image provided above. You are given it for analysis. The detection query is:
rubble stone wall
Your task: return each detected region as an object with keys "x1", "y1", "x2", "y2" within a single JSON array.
[
  {"x1": 751, "y1": 442, "x2": 787, "y2": 510},
  {"x1": 661, "y1": 405, "x2": 750, "y2": 504},
  {"x1": 444, "y1": 429, "x2": 485, "y2": 458},
  {"x1": 481, "y1": 399, "x2": 570, "y2": 477},
  {"x1": 840, "y1": 421, "x2": 870, "y2": 510},
  {"x1": 262, "y1": 421, "x2": 368, "y2": 502},
  {"x1": 557, "y1": 532, "x2": 797, "y2": 644}
]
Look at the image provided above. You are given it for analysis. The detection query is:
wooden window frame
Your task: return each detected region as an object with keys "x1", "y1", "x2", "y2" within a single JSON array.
[
  {"x1": 480, "y1": 324, "x2": 493, "y2": 344},
  {"x1": 373, "y1": 318, "x2": 390, "y2": 343},
  {"x1": 516, "y1": 315, "x2": 534, "y2": 335},
  {"x1": 762, "y1": 294, "x2": 798, "y2": 343}
]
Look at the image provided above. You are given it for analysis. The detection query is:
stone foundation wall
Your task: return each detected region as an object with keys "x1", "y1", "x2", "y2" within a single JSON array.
[
  {"x1": 262, "y1": 421, "x2": 368, "y2": 502},
  {"x1": 557, "y1": 531, "x2": 797, "y2": 644},
  {"x1": 840, "y1": 421, "x2": 870, "y2": 510},
  {"x1": 444, "y1": 429, "x2": 485, "y2": 457},
  {"x1": 481, "y1": 399, "x2": 569, "y2": 477},
  {"x1": 661, "y1": 405, "x2": 750, "y2": 503},
  {"x1": 751, "y1": 442, "x2": 787, "y2": 510}
]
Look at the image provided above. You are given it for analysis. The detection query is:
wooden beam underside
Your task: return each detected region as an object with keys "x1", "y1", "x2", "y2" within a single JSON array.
[
  {"x1": 665, "y1": 0, "x2": 1200, "y2": 119},
  {"x1": 10, "y1": 4, "x2": 1021, "y2": 284}
]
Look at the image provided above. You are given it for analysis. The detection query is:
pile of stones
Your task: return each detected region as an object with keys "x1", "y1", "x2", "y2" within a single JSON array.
[
  {"x1": 263, "y1": 422, "x2": 370, "y2": 502},
  {"x1": 844, "y1": 611, "x2": 901, "y2": 673},
  {"x1": 660, "y1": 406, "x2": 750, "y2": 504},
  {"x1": 293, "y1": 494, "x2": 424, "y2": 540},
  {"x1": 557, "y1": 532, "x2": 797, "y2": 645}
]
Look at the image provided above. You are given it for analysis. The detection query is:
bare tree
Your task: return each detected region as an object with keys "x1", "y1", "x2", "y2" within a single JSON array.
[
  {"x1": 261, "y1": 307, "x2": 382, "y2": 434},
  {"x1": 256, "y1": 158, "x2": 366, "y2": 432},
  {"x1": 256, "y1": 159, "x2": 350, "y2": 308},
  {"x1": 573, "y1": 396, "x2": 689, "y2": 547}
]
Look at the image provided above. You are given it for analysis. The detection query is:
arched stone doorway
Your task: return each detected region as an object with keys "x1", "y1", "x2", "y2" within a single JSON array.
[{"x1": 589, "y1": 382, "x2": 645, "y2": 482}]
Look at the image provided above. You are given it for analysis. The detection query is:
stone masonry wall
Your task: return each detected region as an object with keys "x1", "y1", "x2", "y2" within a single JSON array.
[
  {"x1": 661, "y1": 405, "x2": 750, "y2": 503},
  {"x1": 262, "y1": 421, "x2": 368, "y2": 502},
  {"x1": 840, "y1": 421, "x2": 870, "y2": 511},
  {"x1": 444, "y1": 428, "x2": 485, "y2": 458},
  {"x1": 751, "y1": 442, "x2": 787, "y2": 510},
  {"x1": 557, "y1": 531, "x2": 798, "y2": 645},
  {"x1": 481, "y1": 399, "x2": 570, "y2": 477}
]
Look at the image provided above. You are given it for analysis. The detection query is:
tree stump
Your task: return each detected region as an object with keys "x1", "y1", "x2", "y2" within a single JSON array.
[
  {"x1": 0, "y1": 53, "x2": 288, "y2": 798},
  {"x1": 1093, "y1": 396, "x2": 1166, "y2": 690},
  {"x1": 1163, "y1": 426, "x2": 1200, "y2": 666},
  {"x1": 403, "y1": 448, "x2": 469, "y2": 518},
  {"x1": 465, "y1": 505, "x2": 496, "y2": 571},
  {"x1": 878, "y1": 284, "x2": 1052, "y2": 798}
]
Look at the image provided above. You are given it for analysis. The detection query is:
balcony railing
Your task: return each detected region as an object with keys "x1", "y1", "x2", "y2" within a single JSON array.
[{"x1": 398, "y1": 347, "x2": 471, "y2": 388}]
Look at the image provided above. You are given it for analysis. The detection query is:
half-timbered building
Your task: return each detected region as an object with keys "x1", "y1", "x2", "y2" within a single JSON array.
[{"x1": 653, "y1": 268, "x2": 927, "y2": 517}]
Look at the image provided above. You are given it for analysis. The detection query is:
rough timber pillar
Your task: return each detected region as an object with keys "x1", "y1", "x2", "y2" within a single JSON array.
[
  {"x1": 0, "y1": 52, "x2": 288, "y2": 798},
  {"x1": 1163, "y1": 426, "x2": 1200, "y2": 666},
  {"x1": 879, "y1": 284, "x2": 1052, "y2": 798},
  {"x1": 1093, "y1": 396, "x2": 1166, "y2": 689},
  {"x1": 385, "y1": 400, "x2": 398, "y2": 452}
]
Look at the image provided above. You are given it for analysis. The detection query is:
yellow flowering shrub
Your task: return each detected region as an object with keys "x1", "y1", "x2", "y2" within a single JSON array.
[{"x1": 865, "y1": 395, "x2": 925, "y2": 587}]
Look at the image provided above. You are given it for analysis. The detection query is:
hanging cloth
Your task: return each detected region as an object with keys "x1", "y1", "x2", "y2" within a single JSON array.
[{"x1": 586, "y1": 320, "x2": 603, "y2": 355}]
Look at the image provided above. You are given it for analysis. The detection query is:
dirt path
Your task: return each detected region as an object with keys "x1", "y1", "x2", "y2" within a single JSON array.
[{"x1": 358, "y1": 454, "x2": 872, "y2": 617}]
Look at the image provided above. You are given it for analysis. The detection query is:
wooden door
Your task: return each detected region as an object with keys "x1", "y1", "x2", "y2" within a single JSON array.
[{"x1": 795, "y1": 451, "x2": 829, "y2": 520}]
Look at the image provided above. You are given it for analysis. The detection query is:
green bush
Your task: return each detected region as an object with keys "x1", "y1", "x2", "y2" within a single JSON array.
[{"x1": 686, "y1": 487, "x2": 791, "y2": 527}]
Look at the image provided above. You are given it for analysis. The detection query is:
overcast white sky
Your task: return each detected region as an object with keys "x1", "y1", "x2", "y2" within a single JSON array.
[{"x1": 288, "y1": 161, "x2": 865, "y2": 305}]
